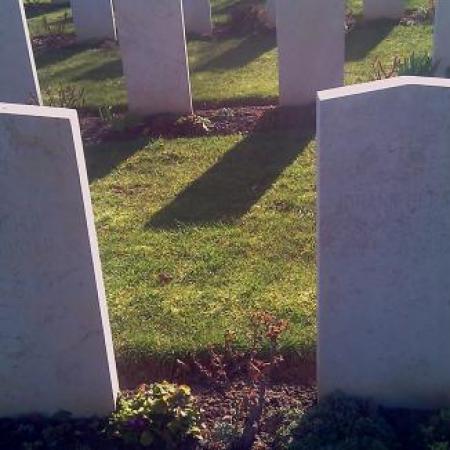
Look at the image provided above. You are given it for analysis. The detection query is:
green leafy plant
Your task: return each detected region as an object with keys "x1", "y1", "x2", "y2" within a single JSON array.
[
  {"x1": 44, "y1": 84, "x2": 86, "y2": 110},
  {"x1": 397, "y1": 52, "x2": 434, "y2": 77},
  {"x1": 108, "y1": 382, "x2": 203, "y2": 449}
]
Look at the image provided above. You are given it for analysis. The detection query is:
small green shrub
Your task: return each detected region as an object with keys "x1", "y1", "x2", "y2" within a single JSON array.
[
  {"x1": 287, "y1": 394, "x2": 398, "y2": 450},
  {"x1": 397, "y1": 52, "x2": 435, "y2": 77},
  {"x1": 44, "y1": 84, "x2": 86, "y2": 110},
  {"x1": 372, "y1": 52, "x2": 435, "y2": 80},
  {"x1": 108, "y1": 382, "x2": 203, "y2": 449}
]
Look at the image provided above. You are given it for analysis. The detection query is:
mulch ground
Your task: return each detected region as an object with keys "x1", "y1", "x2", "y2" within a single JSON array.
[
  {"x1": 194, "y1": 382, "x2": 317, "y2": 449},
  {"x1": 79, "y1": 104, "x2": 316, "y2": 146},
  {"x1": 32, "y1": 33, "x2": 77, "y2": 52}
]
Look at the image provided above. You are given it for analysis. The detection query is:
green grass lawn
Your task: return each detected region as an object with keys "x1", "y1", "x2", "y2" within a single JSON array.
[
  {"x1": 89, "y1": 132, "x2": 316, "y2": 362},
  {"x1": 25, "y1": 0, "x2": 433, "y2": 371}
]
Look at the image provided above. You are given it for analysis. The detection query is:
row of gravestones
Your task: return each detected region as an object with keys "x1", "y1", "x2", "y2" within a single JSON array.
[
  {"x1": 267, "y1": 0, "x2": 407, "y2": 24},
  {"x1": 8, "y1": 0, "x2": 450, "y2": 117},
  {"x1": 2, "y1": 0, "x2": 450, "y2": 419},
  {"x1": 66, "y1": 0, "x2": 213, "y2": 42}
]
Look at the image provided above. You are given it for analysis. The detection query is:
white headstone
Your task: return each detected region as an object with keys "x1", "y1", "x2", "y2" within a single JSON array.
[
  {"x1": 115, "y1": 0, "x2": 192, "y2": 116},
  {"x1": 266, "y1": 0, "x2": 276, "y2": 26},
  {"x1": 433, "y1": 0, "x2": 450, "y2": 75},
  {"x1": 0, "y1": 0, "x2": 41, "y2": 105},
  {"x1": 183, "y1": 0, "x2": 213, "y2": 36},
  {"x1": 71, "y1": 0, "x2": 116, "y2": 42},
  {"x1": 318, "y1": 77, "x2": 450, "y2": 410},
  {"x1": 364, "y1": 0, "x2": 404, "y2": 20},
  {"x1": 0, "y1": 103, "x2": 118, "y2": 417},
  {"x1": 276, "y1": 0, "x2": 344, "y2": 107}
]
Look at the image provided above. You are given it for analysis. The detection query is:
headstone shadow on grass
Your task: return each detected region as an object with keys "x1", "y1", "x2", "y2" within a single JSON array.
[
  {"x1": 35, "y1": 43, "x2": 95, "y2": 70},
  {"x1": 194, "y1": 33, "x2": 276, "y2": 72},
  {"x1": 147, "y1": 127, "x2": 313, "y2": 229},
  {"x1": 24, "y1": 2, "x2": 65, "y2": 19},
  {"x1": 72, "y1": 57, "x2": 123, "y2": 82},
  {"x1": 85, "y1": 137, "x2": 148, "y2": 182},
  {"x1": 346, "y1": 19, "x2": 395, "y2": 62}
]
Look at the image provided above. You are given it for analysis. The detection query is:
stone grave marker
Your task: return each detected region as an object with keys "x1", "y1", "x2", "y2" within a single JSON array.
[
  {"x1": 183, "y1": 0, "x2": 213, "y2": 36},
  {"x1": 114, "y1": 0, "x2": 193, "y2": 116},
  {"x1": 0, "y1": 103, "x2": 118, "y2": 417},
  {"x1": 364, "y1": 0, "x2": 404, "y2": 20},
  {"x1": 0, "y1": 0, "x2": 41, "y2": 105},
  {"x1": 266, "y1": 0, "x2": 276, "y2": 27},
  {"x1": 71, "y1": 0, "x2": 116, "y2": 42},
  {"x1": 318, "y1": 77, "x2": 450, "y2": 410},
  {"x1": 276, "y1": 0, "x2": 344, "y2": 107},
  {"x1": 433, "y1": 0, "x2": 450, "y2": 75}
]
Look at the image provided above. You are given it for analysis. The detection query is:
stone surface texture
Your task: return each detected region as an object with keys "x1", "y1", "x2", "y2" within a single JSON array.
[
  {"x1": 266, "y1": 0, "x2": 276, "y2": 26},
  {"x1": 433, "y1": 0, "x2": 450, "y2": 75},
  {"x1": 115, "y1": 0, "x2": 193, "y2": 116},
  {"x1": 71, "y1": 0, "x2": 116, "y2": 42},
  {"x1": 183, "y1": 0, "x2": 213, "y2": 35},
  {"x1": 318, "y1": 77, "x2": 450, "y2": 410},
  {"x1": 276, "y1": 0, "x2": 344, "y2": 107},
  {"x1": 364, "y1": 0, "x2": 404, "y2": 19},
  {"x1": 0, "y1": 0, "x2": 41, "y2": 105},
  {"x1": 0, "y1": 103, "x2": 118, "y2": 417}
]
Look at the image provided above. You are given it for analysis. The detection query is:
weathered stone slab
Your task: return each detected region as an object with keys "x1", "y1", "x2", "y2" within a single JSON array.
[
  {"x1": 276, "y1": 0, "x2": 344, "y2": 107},
  {"x1": 0, "y1": 0, "x2": 41, "y2": 105},
  {"x1": 433, "y1": 0, "x2": 450, "y2": 75},
  {"x1": 115, "y1": 0, "x2": 193, "y2": 116},
  {"x1": 0, "y1": 103, "x2": 118, "y2": 417},
  {"x1": 71, "y1": 0, "x2": 116, "y2": 42},
  {"x1": 318, "y1": 77, "x2": 450, "y2": 410},
  {"x1": 364, "y1": 0, "x2": 404, "y2": 20},
  {"x1": 183, "y1": 0, "x2": 213, "y2": 36},
  {"x1": 266, "y1": 0, "x2": 276, "y2": 26}
]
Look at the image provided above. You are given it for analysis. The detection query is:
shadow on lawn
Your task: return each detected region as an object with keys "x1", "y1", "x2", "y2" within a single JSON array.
[
  {"x1": 85, "y1": 137, "x2": 148, "y2": 183},
  {"x1": 35, "y1": 43, "x2": 94, "y2": 70},
  {"x1": 25, "y1": 3, "x2": 67, "y2": 19},
  {"x1": 73, "y1": 58, "x2": 124, "y2": 82},
  {"x1": 195, "y1": 33, "x2": 276, "y2": 72},
  {"x1": 211, "y1": 0, "x2": 256, "y2": 17},
  {"x1": 346, "y1": 19, "x2": 396, "y2": 62},
  {"x1": 148, "y1": 126, "x2": 313, "y2": 229}
]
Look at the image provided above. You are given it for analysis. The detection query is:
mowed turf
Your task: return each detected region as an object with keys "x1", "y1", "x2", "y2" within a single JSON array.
[
  {"x1": 26, "y1": 0, "x2": 432, "y2": 367},
  {"x1": 88, "y1": 132, "x2": 316, "y2": 361}
]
